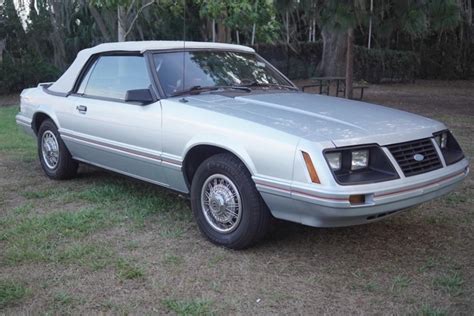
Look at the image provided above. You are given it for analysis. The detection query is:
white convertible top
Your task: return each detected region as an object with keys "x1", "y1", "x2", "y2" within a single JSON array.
[{"x1": 48, "y1": 41, "x2": 255, "y2": 94}]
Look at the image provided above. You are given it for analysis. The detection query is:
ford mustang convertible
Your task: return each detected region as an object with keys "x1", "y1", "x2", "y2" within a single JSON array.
[{"x1": 16, "y1": 41, "x2": 469, "y2": 249}]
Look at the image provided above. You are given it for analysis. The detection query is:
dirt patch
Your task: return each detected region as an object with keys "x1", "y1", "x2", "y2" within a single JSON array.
[{"x1": 1, "y1": 80, "x2": 473, "y2": 314}]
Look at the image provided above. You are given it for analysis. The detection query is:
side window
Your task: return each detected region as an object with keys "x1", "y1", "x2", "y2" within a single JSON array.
[
  {"x1": 77, "y1": 59, "x2": 98, "y2": 95},
  {"x1": 79, "y1": 55, "x2": 151, "y2": 100}
]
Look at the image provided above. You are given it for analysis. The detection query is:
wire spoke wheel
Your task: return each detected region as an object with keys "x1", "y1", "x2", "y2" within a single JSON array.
[
  {"x1": 201, "y1": 174, "x2": 242, "y2": 233},
  {"x1": 41, "y1": 130, "x2": 60, "y2": 169}
]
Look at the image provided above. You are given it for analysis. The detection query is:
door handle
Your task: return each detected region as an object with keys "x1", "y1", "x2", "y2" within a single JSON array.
[{"x1": 76, "y1": 105, "x2": 87, "y2": 113}]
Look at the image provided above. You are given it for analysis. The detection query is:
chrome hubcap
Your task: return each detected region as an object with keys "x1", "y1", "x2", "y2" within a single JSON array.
[
  {"x1": 201, "y1": 174, "x2": 242, "y2": 233},
  {"x1": 41, "y1": 131, "x2": 59, "y2": 169}
]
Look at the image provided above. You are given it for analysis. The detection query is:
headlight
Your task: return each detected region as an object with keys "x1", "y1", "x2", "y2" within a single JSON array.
[
  {"x1": 324, "y1": 145, "x2": 399, "y2": 185},
  {"x1": 351, "y1": 150, "x2": 369, "y2": 170},
  {"x1": 326, "y1": 152, "x2": 341, "y2": 171},
  {"x1": 433, "y1": 130, "x2": 464, "y2": 165},
  {"x1": 434, "y1": 131, "x2": 448, "y2": 149}
]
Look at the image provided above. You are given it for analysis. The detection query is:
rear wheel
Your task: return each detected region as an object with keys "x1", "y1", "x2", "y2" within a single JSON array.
[
  {"x1": 190, "y1": 153, "x2": 271, "y2": 249},
  {"x1": 37, "y1": 119, "x2": 78, "y2": 180}
]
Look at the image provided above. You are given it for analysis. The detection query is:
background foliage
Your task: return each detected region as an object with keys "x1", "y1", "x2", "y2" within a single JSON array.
[
  {"x1": 255, "y1": 42, "x2": 420, "y2": 82},
  {"x1": 0, "y1": 0, "x2": 473, "y2": 94}
]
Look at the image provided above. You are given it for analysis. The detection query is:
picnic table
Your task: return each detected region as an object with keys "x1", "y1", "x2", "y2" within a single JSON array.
[{"x1": 302, "y1": 76, "x2": 369, "y2": 100}]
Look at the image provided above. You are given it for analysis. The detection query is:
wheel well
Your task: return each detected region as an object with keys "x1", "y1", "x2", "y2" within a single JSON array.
[
  {"x1": 32, "y1": 112, "x2": 52, "y2": 134},
  {"x1": 183, "y1": 145, "x2": 239, "y2": 188}
]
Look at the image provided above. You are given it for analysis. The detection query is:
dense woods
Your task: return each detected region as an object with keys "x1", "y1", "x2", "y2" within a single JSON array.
[{"x1": 0, "y1": 0, "x2": 473, "y2": 94}]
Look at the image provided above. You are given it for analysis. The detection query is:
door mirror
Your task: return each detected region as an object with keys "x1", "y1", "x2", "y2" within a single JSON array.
[{"x1": 125, "y1": 89, "x2": 154, "y2": 104}]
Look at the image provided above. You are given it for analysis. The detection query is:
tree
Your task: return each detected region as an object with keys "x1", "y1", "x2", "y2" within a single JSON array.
[
  {"x1": 219, "y1": 1, "x2": 252, "y2": 44},
  {"x1": 299, "y1": 0, "x2": 321, "y2": 42},
  {"x1": 197, "y1": 0, "x2": 228, "y2": 42},
  {"x1": 0, "y1": 0, "x2": 27, "y2": 60},
  {"x1": 317, "y1": 1, "x2": 355, "y2": 77},
  {"x1": 90, "y1": 0, "x2": 157, "y2": 41},
  {"x1": 275, "y1": 0, "x2": 297, "y2": 44},
  {"x1": 428, "y1": 0, "x2": 461, "y2": 46}
]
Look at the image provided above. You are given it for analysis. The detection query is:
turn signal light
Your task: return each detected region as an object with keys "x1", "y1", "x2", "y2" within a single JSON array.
[
  {"x1": 302, "y1": 151, "x2": 321, "y2": 184},
  {"x1": 349, "y1": 194, "x2": 365, "y2": 205}
]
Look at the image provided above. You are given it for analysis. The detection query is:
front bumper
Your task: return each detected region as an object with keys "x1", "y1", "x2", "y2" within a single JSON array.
[{"x1": 255, "y1": 158, "x2": 469, "y2": 227}]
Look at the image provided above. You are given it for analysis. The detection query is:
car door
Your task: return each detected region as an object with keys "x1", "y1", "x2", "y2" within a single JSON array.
[{"x1": 58, "y1": 54, "x2": 168, "y2": 186}]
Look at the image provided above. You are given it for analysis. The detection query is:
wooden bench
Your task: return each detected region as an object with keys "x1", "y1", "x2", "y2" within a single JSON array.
[
  {"x1": 302, "y1": 77, "x2": 369, "y2": 100},
  {"x1": 336, "y1": 83, "x2": 369, "y2": 100},
  {"x1": 353, "y1": 84, "x2": 369, "y2": 100},
  {"x1": 302, "y1": 83, "x2": 329, "y2": 95}
]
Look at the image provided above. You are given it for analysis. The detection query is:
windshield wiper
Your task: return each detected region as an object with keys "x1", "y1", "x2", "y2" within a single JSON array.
[
  {"x1": 172, "y1": 85, "x2": 218, "y2": 97},
  {"x1": 240, "y1": 81, "x2": 299, "y2": 91},
  {"x1": 172, "y1": 85, "x2": 251, "y2": 97}
]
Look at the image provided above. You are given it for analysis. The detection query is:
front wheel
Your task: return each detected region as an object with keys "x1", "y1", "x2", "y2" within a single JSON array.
[
  {"x1": 190, "y1": 153, "x2": 272, "y2": 249},
  {"x1": 37, "y1": 119, "x2": 78, "y2": 180}
]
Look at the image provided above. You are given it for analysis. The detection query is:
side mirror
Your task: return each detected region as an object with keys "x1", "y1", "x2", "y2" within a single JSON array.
[{"x1": 125, "y1": 89, "x2": 154, "y2": 104}]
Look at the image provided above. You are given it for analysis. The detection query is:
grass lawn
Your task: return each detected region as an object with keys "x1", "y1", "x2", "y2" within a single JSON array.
[{"x1": 0, "y1": 80, "x2": 473, "y2": 314}]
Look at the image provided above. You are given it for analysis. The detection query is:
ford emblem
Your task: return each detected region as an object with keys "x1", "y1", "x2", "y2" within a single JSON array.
[{"x1": 414, "y1": 154, "x2": 425, "y2": 161}]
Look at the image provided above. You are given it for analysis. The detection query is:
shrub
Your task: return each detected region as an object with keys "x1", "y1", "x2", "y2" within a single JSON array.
[
  {"x1": 419, "y1": 38, "x2": 473, "y2": 80},
  {"x1": 0, "y1": 53, "x2": 60, "y2": 94},
  {"x1": 254, "y1": 42, "x2": 419, "y2": 83},
  {"x1": 354, "y1": 47, "x2": 419, "y2": 83}
]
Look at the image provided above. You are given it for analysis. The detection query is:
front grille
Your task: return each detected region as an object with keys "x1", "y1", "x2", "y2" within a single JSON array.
[{"x1": 387, "y1": 138, "x2": 442, "y2": 177}]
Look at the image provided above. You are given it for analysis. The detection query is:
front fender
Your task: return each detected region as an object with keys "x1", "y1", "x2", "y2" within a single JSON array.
[{"x1": 182, "y1": 134, "x2": 257, "y2": 176}]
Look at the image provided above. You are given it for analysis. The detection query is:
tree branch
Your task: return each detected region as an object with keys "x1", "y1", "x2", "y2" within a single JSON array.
[
  {"x1": 124, "y1": 0, "x2": 156, "y2": 39},
  {"x1": 126, "y1": 0, "x2": 138, "y2": 16},
  {"x1": 89, "y1": 4, "x2": 112, "y2": 41}
]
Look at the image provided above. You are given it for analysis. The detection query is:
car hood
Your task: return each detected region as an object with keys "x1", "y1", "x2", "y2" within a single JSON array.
[{"x1": 184, "y1": 92, "x2": 446, "y2": 147}]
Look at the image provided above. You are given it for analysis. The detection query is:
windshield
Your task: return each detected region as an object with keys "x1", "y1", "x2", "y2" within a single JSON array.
[{"x1": 153, "y1": 50, "x2": 293, "y2": 96}]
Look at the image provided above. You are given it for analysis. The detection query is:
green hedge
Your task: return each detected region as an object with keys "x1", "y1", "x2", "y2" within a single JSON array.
[
  {"x1": 0, "y1": 54, "x2": 60, "y2": 94},
  {"x1": 254, "y1": 42, "x2": 419, "y2": 83},
  {"x1": 419, "y1": 41, "x2": 473, "y2": 80},
  {"x1": 354, "y1": 47, "x2": 419, "y2": 83}
]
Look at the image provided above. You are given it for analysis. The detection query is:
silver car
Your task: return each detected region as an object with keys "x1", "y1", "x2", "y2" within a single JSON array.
[{"x1": 16, "y1": 41, "x2": 469, "y2": 249}]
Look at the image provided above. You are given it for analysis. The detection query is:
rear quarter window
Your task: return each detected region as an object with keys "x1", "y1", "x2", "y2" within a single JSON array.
[{"x1": 78, "y1": 55, "x2": 151, "y2": 100}]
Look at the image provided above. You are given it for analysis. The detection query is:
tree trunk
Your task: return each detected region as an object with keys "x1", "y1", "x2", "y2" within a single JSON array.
[
  {"x1": 117, "y1": 6, "x2": 127, "y2": 42},
  {"x1": 212, "y1": 19, "x2": 216, "y2": 42},
  {"x1": 48, "y1": 0, "x2": 67, "y2": 69},
  {"x1": 89, "y1": 5, "x2": 112, "y2": 41},
  {"x1": 368, "y1": 0, "x2": 373, "y2": 48},
  {"x1": 251, "y1": 22, "x2": 256, "y2": 45},
  {"x1": 217, "y1": 20, "x2": 226, "y2": 42},
  {"x1": 226, "y1": 24, "x2": 231, "y2": 43},
  {"x1": 0, "y1": 39, "x2": 5, "y2": 63},
  {"x1": 345, "y1": 28, "x2": 354, "y2": 99},
  {"x1": 285, "y1": 11, "x2": 290, "y2": 44},
  {"x1": 312, "y1": 18, "x2": 316, "y2": 41},
  {"x1": 236, "y1": 30, "x2": 240, "y2": 44},
  {"x1": 318, "y1": 27, "x2": 348, "y2": 76}
]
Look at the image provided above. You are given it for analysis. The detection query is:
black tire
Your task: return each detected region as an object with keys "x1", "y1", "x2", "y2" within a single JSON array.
[
  {"x1": 190, "y1": 153, "x2": 272, "y2": 249},
  {"x1": 37, "y1": 119, "x2": 78, "y2": 180}
]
